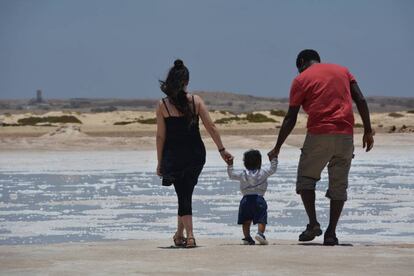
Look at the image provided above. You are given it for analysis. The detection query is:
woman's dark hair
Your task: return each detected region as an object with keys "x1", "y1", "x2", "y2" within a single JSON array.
[
  {"x1": 244, "y1": 149, "x2": 262, "y2": 171},
  {"x1": 296, "y1": 49, "x2": 321, "y2": 69},
  {"x1": 159, "y1": 59, "x2": 193, "y2": 122}
]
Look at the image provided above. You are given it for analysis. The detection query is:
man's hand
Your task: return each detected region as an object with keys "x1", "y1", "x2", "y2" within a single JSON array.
[
  {"x1": 363, "y1": 130, "x2": 375, "y2": 152},
  {"x1": 268, "y1": 147, "x2": 280, "y2": 161},
  {"x1": 226, "y1": 156, "x2": 234, "y2": 166}
]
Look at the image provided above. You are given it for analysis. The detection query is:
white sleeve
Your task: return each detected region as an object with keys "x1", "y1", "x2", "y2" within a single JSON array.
[
  {"x1": 259, "y1": 158, "x2": 278, "y2": 179},
  {"x1": 227, "y1": 165, "x2": 243, "y2": 180}
]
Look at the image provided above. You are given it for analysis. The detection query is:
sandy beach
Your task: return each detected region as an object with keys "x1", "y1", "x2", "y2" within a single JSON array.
[
  {"x1": 1, "y1": 110, "x2": 414, "y2": 275},
  {"x1": 1, "y1": 109, "x2": 414, "y2": 151},
  {"x1": 1, "y1": 239, "x2": 413, "y2": 275}
]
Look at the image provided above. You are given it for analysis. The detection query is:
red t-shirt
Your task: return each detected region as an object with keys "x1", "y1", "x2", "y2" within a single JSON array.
[{"x1": 289, "y1": 63, "x2": 356, "y2": 134}]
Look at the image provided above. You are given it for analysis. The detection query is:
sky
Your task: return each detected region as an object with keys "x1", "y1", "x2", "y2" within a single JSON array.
[{"x1": 0, "y1": 0, "x2": 413, "y2": 99}]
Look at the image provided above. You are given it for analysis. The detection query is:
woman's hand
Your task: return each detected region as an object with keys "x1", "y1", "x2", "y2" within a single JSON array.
[
  {"x1": 220, "y1": 149, "x2": 233, "y2": 163},
  {"x1": 156, "y1": 163, "x2": 162, "y2": 177}
]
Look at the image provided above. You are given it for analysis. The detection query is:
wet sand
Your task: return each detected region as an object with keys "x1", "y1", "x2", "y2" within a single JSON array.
[{"x1": 1, "y1": 239, "x2": 413, "y2": 275}]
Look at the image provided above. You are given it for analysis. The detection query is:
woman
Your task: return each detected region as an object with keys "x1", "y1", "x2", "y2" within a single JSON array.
[{"x1": 156, "y1": 59, "x2": 232, "y2": 248}]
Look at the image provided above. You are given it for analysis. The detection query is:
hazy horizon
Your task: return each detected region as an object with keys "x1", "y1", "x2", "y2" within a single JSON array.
[{"x1": 1, "y1": 0, "x2": 413, "y2": 100}]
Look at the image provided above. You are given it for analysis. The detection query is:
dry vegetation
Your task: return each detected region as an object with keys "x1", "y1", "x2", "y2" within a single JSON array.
[
  {"x1": 17, "y1": 115, "x2": 82, "y2": 126},
  {"x1": 388, "y1": 112, "x2": 405, "y2": 118},
  {"x1": 114, "y1": 117, "x2": 157, "y2": 125}
]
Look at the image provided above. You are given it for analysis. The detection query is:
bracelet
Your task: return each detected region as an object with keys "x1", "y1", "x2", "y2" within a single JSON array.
[{"x1": 218, "y1": 147, "x2": 226, "y2": 153}]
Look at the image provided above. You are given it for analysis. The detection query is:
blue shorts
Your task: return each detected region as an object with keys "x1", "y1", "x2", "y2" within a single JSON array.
[{"x1": 237, "y1": 195, "x2": 268, "y2": 225}]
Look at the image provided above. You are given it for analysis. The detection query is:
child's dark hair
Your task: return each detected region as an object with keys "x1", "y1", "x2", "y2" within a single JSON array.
[
  {"x1": 244, "y1": 149, "x2": 262, "y2": 171},
  {"x1": 159, "y1": 59, "x2": 193, "y2": 123}
]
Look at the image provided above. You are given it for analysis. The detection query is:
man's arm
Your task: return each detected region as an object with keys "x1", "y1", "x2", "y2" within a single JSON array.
[
  {"x1": 268, "y1": 106, "x2": 300, "y2": 159},
  {"x1": 350, "y1": 82, "x2": 374, "y2": 152}
]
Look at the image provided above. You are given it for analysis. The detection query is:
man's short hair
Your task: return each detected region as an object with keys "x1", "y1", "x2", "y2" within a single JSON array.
[
  {"x1": 296, "y1": 49, "x2": 321, "y2": 69},
  {"x1": 244, "y1": 149, "x2": 262, "y2": 171}
]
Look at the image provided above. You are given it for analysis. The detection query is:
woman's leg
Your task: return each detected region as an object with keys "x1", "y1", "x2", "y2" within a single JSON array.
[
  {"x1": 180, "y1": 183, "x2": 196, "y2": 239},
  {"x1": 181, "y1": 215, "x2": 194, "y2": 239},
  {"x1": 173, "y1": 176, "x2": 195, "y2": 239},
  {"x1": 176, "y1": 216, "x2": 184, "y2": 237},
  {"x1": 173, "y1": 182, "x2": 186, "y2": 239},
  {"x1": 180, "y1": 167, "x2": 201, "y2": 242}
]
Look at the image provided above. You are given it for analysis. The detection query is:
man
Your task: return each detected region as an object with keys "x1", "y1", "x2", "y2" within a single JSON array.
[{"x1": 268, "y1": 49, "x2": 374, "y2": 245}]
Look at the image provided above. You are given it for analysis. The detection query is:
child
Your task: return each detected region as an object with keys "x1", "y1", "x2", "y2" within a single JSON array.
[{"x1": 226, "y1": 149, "x2": 278, "y2": 245}]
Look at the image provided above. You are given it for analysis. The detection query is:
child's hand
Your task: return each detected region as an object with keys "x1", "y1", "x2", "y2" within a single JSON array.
[{"x1": 226, "y1": 156, "x2": 234, "y2": 166}]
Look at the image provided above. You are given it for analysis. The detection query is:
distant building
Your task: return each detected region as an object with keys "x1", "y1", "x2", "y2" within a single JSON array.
[
  {"x1": 36, "y1": 89, "x2": 43, "y2": 103},
  {"x1": 28, "y1": 89, "x2": 50, "y2": 109}
]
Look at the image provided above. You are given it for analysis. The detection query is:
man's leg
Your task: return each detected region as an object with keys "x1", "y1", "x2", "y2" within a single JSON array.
[
  {"x1": 296, "y1": 135, "x2": 332, "y2": 241},
  {"x1": 325, "y1": 200, "x2": 345, "y2": 236},
  {"x1": 300, "y1": 189, "x2": 319, "y2": 226},
  {"x1": 324, "y1": 134, "x2": 353, "y2": 245}
]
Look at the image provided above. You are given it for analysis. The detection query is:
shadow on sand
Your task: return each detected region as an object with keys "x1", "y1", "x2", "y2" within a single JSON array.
[
  {"x1": 298, "y1": 242, "x2": 353, "y2": 247},
  {"x1": 158, "y1": 245, "x2": 202, "y2": 249}
]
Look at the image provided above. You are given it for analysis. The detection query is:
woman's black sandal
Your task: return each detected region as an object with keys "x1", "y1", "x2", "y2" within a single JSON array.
[{"x1": 173, "y1": 233, "x2": 186, "y2": 247}]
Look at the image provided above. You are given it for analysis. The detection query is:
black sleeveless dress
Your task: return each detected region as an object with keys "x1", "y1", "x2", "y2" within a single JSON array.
[{"x1": 160, "y1": 96, "x2": 206, "y2": 186}]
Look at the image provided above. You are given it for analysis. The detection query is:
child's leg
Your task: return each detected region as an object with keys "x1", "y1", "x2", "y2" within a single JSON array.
[
  {"x1": 258, "y1": 223, "x2": 266, "y2": 234},
  {"x1": 242, "y1": 220, "x2": 252, "y2": 238}
]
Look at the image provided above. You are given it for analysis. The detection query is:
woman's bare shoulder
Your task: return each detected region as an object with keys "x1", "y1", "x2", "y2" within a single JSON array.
[{"x1": 190, "y1": 93, "x2": 204, "y2": 104}]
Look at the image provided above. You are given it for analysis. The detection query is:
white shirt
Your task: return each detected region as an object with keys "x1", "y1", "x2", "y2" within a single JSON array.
[{"x1": 227, "y1": 158, "x2": 278, "y2": 196}]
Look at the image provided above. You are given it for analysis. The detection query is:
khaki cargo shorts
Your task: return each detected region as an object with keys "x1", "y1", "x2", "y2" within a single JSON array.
[{"x1": 296, "y1": 134, "x2": 354, "y2": 201}]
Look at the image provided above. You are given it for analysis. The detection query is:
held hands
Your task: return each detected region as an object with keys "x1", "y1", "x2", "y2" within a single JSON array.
[
  {"x1": 363, "y1": 129, "x2": 375, "y2": 152},
  {"x1": 220, "y1": 149, "x2": 233, "y2": 164},
  {"x1": 267, "y1": 147, "x2": 279, "y2": 161},
  {"x1": 225, "y1": 156, "x2": 234, "y2": 166}
]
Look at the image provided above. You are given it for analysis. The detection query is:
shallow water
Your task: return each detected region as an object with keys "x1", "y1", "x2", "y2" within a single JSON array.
[{"x1": 0, "y1": 146, "x2": 413, "y2": 245}]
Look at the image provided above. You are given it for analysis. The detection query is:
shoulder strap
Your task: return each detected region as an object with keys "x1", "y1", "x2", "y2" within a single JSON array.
[
  {"x1": 161, "y1": 98, "x2": 171, "y2": 116},
  {"x1": 192, "y1": 95, "x2": 197, "y2": 115}
]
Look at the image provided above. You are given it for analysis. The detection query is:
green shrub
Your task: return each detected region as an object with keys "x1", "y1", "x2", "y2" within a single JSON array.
[
  {"x1": 388, "y1": 112, "x2": 404, "y2": 118},
  {"x1": 214, "y1": 116, "x2": 241, "y2": 124},
  {"x1": 270, "y1": 109, "x2": 287, "y2": 117},
  {"x1": 354, "y1": 123, "x2": 363, "y2": 128},
  {"x1": 246, "y1": 113, "x2": 276, "y2": 123},
  {"x1": 18, "y1": 115, "x2": 82, "y2": 125}
]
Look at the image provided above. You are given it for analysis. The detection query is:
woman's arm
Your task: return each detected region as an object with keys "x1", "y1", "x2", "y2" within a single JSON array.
[
  {"x1": 196, "y1": 95, "x2": 232, "y2": 161},
  {"x1": 156, "y1": 101, "x2": 166, "y2": 176}
]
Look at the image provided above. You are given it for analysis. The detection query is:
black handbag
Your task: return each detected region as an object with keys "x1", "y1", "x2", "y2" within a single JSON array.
[
  {"x1": 161, "y1": 174, "x2": 175, "y2": 186},
  {"x1": 160, "y1": 160, "x2": 175, "y2": 186}
]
